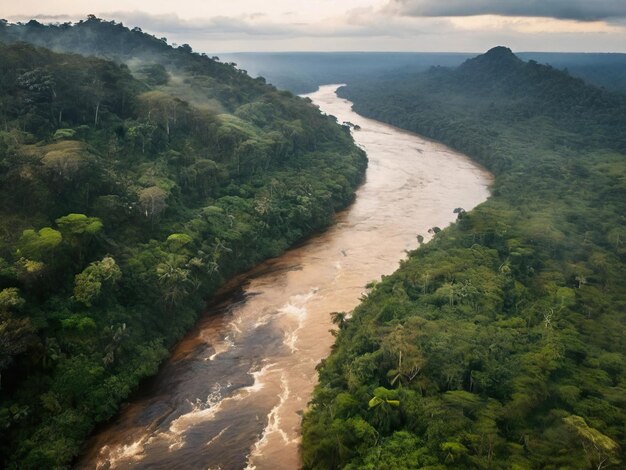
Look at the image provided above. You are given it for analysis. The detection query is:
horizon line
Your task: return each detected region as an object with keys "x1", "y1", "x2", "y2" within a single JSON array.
[{"x1": 215, "y1": 50, "x2": 626, "y2": 55}]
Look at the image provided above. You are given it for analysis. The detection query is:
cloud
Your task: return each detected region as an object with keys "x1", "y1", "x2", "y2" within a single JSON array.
[
  {"x1": 387, "y1": 0, "x2": 626, "y2": 21},
  {"x1": 447, "y1": 15, "x2": 625, "y2": 34},
  {"x1": 89, "y1": 10, "x2": 444, "y2": 39},
  {"x1": 5, "y1": 9, "x2": 448, "y2": 45},
  {"x1": 103, "y1": 11, "x2": 296, "y2": 37},
  {"x1": 6, "y1": 11, "x2": 296, "y2": 36},
  {"x1": 9, "y1": 14, "x2": 78, "y2": 22},
  {"x1": 6, "y1": 7, "x2": 626, "y2": 53}
]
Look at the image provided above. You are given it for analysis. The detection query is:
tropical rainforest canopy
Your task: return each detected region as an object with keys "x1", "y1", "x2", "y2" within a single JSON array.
[
  {"x1": 0, "y1": 17, "x2": 366, "y2": 468},
  {"x1": 2, "y1": 16, "x2": 625, "y2": 469},
  {"x1": 302, "y1": 47, "x2": 626, "y2": 469}
]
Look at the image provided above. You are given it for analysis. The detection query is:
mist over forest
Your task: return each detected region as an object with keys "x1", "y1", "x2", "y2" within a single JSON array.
[
  {"x1": 221, "y1": 51, "x2": 626, "y2": 95},
  {"x1": 0, "y1": 17, "x2": 366, "y2": 467},
  {"x1": 1, "y1": 13, "x2": 625, "y2": 470}
]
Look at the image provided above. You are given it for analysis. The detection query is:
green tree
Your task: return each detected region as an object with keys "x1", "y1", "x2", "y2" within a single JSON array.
[
  {"x1": 138, "y1": 186, "x2": 168, "y2": 222},
  {"x1": 156, "y1": 258, "x2": 191, "y2": 309},
  {"x1": 368, "y1": 387, "x2": 400, "y2": 434},
  {"x1": 73, "y1": 256, "x2": 122, "y2": 306},
  {"x1": 564, "y1": 415, "x2": 619, "y2": 470},
  {"x1": 55, "y1": 213, "x2": 103, "y2": 264},
  {"x1": 17, "y1": 227, "x2": 62, "y2": 261}
]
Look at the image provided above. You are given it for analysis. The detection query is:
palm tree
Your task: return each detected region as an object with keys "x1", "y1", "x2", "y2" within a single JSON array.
[
  {"x1": 368, "y1": 387, "x2": 400, "y2": 434},
  {"x1": 330, "y1": 311, "x2": 347, "y2": 329},
  {"x1": 157, "y1": 260, "x2": 191, "y2": 308}
]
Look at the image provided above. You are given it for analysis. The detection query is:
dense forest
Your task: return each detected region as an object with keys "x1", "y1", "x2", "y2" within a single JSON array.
[
  {"x1": 516, "y1": 52, "x2": 626, "y2": 94},
  {"x1": 221, "y1": 51, "x2": 626, "y2": 95},
  {"x1": 217, "y1": 52, "x2": 474, "y2": 94},
  {"x1": 0, "y1": 18, "x2": 366, "y2": 468},
  {"x1": 303, "y1": 47, "x2": 626, "y2": 468}
]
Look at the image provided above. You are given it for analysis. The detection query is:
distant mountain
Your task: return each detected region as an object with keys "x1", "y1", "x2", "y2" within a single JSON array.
[
  {"x1": 3, "y1": 20, "x2": 625, "y2": 93},
  {"x1": 459, "y1": 45, "x2": 523, "y2": 72},
  {"x1": 219, "y1": 49, "x2": 626, "y2": 95},
  {"x1": 448, "y1": 46, "x2": 605, "y2": 98},
  {"x1": 341, "y1": 47, "x2": 626, "y2": 162}
]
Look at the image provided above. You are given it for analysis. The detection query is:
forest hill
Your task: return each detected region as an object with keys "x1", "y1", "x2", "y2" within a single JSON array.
[
  {"x1": 0, "y1": 18, "x2": 366, "y2": 468},
  {"x1": 302, "y1": 47, "x2": 626, "y2": 469}
]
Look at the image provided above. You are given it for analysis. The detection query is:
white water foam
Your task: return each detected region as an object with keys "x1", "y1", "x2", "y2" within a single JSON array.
[
  {"x1": 97, "y1": 435, "x2": 154, "y2": 469},
  {"x1": 231, "y1": 314, "x2": 243, "y2": 334},
  {"x1": 242, "y1": 362, "x2": 277, "y2": 394},
  {"x1": 166, "y1": 383, "x2": 226, "y2": 448},
  {"x1": 279, "y1": 287, "x2": 318, "y2": 352},
  {"x1": 205, "y1": 425, "x2": 231, "y2": 448},
  {"x1": 141, "y1": 363, "x2": 278, "y2": 455},
  {"x1": 253, "y1": 313, "x2": 273, "y2": 329},
  {"x1": 208, "y1": 335, "x2": 235, "y2": 361},
  {"x1": 244, "y1": 371, "x2": 296, "y2": 470}
]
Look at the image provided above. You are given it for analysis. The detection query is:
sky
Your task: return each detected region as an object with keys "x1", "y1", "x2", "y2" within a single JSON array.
[{"x1": 4, "y1": 0, "x2": 626, "y2": 53}]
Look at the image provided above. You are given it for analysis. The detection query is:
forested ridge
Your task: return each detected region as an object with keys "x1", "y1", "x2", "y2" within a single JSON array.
[
  {"x1": 0, "y1": 18, "x2": 366, "y2": 468},
  {"x1": 219, "y1": 51, "x2": 626, "y2": 96},
  {"x1": 303, "y1": 47, "x2": 626, "y2": 468}
]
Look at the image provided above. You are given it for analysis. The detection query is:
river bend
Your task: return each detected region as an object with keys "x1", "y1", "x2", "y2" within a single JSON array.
[{"x1": 76, "y1": 84, "x2": 492, "y2": 470}]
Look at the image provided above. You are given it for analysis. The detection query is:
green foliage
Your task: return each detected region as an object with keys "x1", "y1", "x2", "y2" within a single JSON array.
[
  {"x1": 304, "y1": 47, "x2": 626, "y2": 469},
  {"x1": 563, "y1": 415, "x2": 620, "y2": 469},
  {"x1": 138, "y1": 64, "x2": 169, "y2": 86},
  {"x1": 52, "y1": 128, "x2": 76, "y2": 140},
  {"x1": 0, "y1": 19, "x2": 366, "y2": 468},
  {"x1": 56, "y1": 214, "x2": 103, "y2": 237},
  {"x1": 17, "y1": 228, "x2": 62, "y2": 260},
  {"x1": 73, "y1": 257, "x2": 121, "y2": 306},
  {"x1": 0, "y1": 288, "x2": 25, "y2": 312},
  {"x1": 166, "y1": 233, "x2": 193, "y2": 250}
]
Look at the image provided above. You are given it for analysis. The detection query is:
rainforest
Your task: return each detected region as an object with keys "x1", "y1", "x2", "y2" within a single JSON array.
[
  {"x1": 1, "y1": 9, "x2": 625, "y2": 470},
  {"x1": 302, "y1": 47, "x2": 626, "y2": 469},
  {"x1": 0, "y1": 18, "x2": 366, "y2": 468}
]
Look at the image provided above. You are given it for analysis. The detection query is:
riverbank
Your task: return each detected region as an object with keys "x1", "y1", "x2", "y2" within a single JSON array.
[
  {"x1": 76, "y1": 85, "x2": 492, "y2": 469},
  {"x1": 303, "y1": 50, "x2": 626, "y2": 468}
]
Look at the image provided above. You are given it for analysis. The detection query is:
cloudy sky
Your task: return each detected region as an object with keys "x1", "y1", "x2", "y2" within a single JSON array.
[{"x1": 4, "y1": 0, "x2": 626, "y2": 52}]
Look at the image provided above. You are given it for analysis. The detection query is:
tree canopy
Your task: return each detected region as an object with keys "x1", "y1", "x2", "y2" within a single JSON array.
[
  {"x1": 303, "y1": 47, "x2": 626, "y2": 469},
  {"x1": 0, "y1": 19, "x2": 366, "y2": 468}
]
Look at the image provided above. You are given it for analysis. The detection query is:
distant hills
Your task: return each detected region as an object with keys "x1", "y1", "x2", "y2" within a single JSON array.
[
  {"x1": 220, "y1": 49, "x2": 626, "y2": 94},
  {"x1": 517, "y1": 51, "x2": 626, "y2": 93},
  {"x1": 217, "y1": 51, "x2": 476, "y2": 94},
  {"x1": 303, "y1": 46, "x2": 626, "y2": 469},
  {"x1": 340, "y1": 45, "x2": 626, "y2": 164},
  {"x1": 2, "y1": 19, "x2": 625, "y2": 94}
]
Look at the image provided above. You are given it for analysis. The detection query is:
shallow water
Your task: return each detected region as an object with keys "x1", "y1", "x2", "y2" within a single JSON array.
[{"x1": 76, "y1": 84, "x2": 492, "y2": 470}]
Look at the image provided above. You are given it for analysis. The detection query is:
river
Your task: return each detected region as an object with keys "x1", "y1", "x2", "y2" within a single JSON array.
[{"x1": 76, "y1": 84, "x2": 492, "y2": 470}]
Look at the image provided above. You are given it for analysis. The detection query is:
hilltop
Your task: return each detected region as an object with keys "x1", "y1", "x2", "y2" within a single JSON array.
[{"x1": 342, "y1": 47, "x2": 626, "y2": 171}]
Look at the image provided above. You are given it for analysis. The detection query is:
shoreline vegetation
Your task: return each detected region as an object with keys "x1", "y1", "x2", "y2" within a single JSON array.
[
  {"x1": 0, "y1": 15, "x2": 624, "y2": 469},
  {"x1": 302, "y1": 47, "x2": 626, "y2": 469},
  {"x1": 0, "y1": 18, "x2": 366, "y2": 468}
]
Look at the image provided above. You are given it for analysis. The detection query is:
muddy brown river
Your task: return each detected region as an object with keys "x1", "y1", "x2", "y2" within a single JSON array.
[{"x1": 76, "y1": 85, "x2": 492, "y2": 470}]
